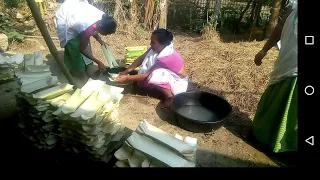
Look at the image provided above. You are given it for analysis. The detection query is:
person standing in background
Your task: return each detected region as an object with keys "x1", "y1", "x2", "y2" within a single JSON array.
[{"x1": 251, "y1": 1, "x2": 297, "y2": 153}]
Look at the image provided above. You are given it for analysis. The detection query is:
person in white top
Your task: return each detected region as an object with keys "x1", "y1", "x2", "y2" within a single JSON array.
[
  {"x1": 251, "y1": 1, "x2": 297, "y2": 153},
  {"x1": 56, "y1": 0, "x2": 117, "y2": 85}
]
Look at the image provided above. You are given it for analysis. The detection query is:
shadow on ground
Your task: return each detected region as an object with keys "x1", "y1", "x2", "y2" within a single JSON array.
[
  {"x1": 45, "y1": 51, "x2": 69, "y2": 83},
  {"x1": 130, "y1": 84, "x2": 180, "y2": 127},
  {"x1": 46, "y1": 51, "x2": 68, "y2": 83},
  {"x1": 0, "y1": 112, "x2": 132, "y2": 164},
  {"x1": 218, "y1": 27, "x2": 267, "y2": 43},
  {"x1": 155, "y1": 103, "x2": 178, "y2": 127},
  {"x1": 196, "y1": 149, "x2": 271, "y2": 167},
  {"x1": 154, "y1": 81, "x2": 296, "y2": 167}
]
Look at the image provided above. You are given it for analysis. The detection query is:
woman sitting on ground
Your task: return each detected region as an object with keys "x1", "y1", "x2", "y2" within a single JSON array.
[{"x1": 116, "y1": 29, "x2": 188, "y2": 108}]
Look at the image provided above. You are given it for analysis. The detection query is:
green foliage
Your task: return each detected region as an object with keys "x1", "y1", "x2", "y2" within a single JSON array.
[
  {"x1": 218, "y1": 5, "x2": 240, "y2": 31},
  {"x1": 2, "y1": 31, "x2": 25, "y2": 42},
  {"x1": 168, "y1": 0, "x2": 274, "y2": 34},
  {"x1": 167, "y1": 3, "x2": 206, "y2": 33},
  {"x1": 0, "y1": 12, "x2": 25, "y2": 42},
  {"x1": 4, "y1": 0, "x2": 25, "y2": 8},
  {"x1": 215, "y1": 2, "x2": 271, "y2": 33}
]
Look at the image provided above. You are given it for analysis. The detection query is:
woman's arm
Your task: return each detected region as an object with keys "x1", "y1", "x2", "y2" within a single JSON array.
[
  {"x1": 261, "y1": 8, "x2": 293, "y2": 54},
  {"x1": 122, "y1": 48, "x2": 151, "y2": 74},
  {"x1": 79, "y1": 33, "x2": 102, "y2": 65},
  {"x1": 254, "y1": 8, "x2": 293, "y2": 66},
  {"x1": 116, "y1": 73, "x2": 149, "y2": 83},
  {"x1": 117, "y1": 66, "x2": 154, "y2": 83},
  {"x1": 93, "y1": 34, "x2": 104, "y2": 46},
  {"x1": 127, "y1": 74, "x2": 149, "y2": 81}
]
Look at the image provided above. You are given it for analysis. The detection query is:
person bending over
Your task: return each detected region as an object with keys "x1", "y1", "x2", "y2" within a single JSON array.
[{"x1": 56, "y1": 0, "x2": 117, "y2": 86}]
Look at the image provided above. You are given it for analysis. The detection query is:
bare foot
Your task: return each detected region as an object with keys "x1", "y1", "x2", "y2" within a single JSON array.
[{"x1": 161, "y1": 97, "x2": 173, "y2": 109}]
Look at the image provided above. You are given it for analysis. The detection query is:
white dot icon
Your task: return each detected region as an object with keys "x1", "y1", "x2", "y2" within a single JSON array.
[{"x1": 305, "y1": 85, "x2": 315, "y2": 96}]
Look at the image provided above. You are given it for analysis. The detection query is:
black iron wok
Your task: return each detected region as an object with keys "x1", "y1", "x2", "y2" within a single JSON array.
[{"x1": 171, "y1": 91, "x2": 232, "y2": 133}]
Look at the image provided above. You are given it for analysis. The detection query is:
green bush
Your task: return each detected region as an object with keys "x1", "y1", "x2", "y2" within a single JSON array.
[
  {"x1": 0, "y1": 28, "x2": 25, "y2": 43},
  {"x1": 6, "y1": 31, "x2": 25, "y2": 42},
  {"x1": 4, "y1": 0, "x2": 25, "y2": 8},
  {"x1": 0, "y1": 12, "x2": 25, "y2": 42},
  {"x1": 218, "y1": 6, "x2": 240, "y2": 31}
]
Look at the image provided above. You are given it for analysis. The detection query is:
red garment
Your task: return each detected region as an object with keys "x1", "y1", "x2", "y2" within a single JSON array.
[{"x1": 84, "y1": 23, "x2": 98, "y2": 37}]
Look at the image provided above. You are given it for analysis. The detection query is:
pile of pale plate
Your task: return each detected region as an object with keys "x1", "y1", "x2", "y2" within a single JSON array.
[
  {"x1": 52, "y1": 79, "x2": 128, "y2": 162},
  {"x1": 17, "y1": 77, "x2": 128, "y2": 162},
  {"x1": 13, "y1": 51, "x2": 128, "y2": 162},
  {"x1": 0, "y1": 52, "x2": 24, "y2": 83},
  {"x1": 114, "y1": 120, "x2": 197, "y2": 167},
  {"x1": 15, "y1": 52, "x2": 59, "y2": 93},
  {"x1": 14, "y1": 52, "x2": 67, "y2": 150},
  {"x1": 16, "y1": 83, "x2": 74, "y2": 150}
]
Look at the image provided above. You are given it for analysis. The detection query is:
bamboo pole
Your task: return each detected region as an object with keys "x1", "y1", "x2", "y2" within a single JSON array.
[{"x1": 26, "y1": 0, "x2": 78, "y2": 88}]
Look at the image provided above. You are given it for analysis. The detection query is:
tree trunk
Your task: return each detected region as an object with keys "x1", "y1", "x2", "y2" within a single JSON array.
[
  {"x1": 212, "y1": 0, "x2": 222, "y2": 27},
  {"x1": 159, "y1": 0, "x2": 167, "y2": 29},
  {"x1": 266, "y1": 0, "x2": 282, "y2": 37},
  {"x1": 256, "y1": 0, "x2": 263, "y2": 26},
  {"x1": 144, "y1": 0, "x2": 155, "y2": 29},
  {"x1": 129, "y1": 0, "x2": 138, "y2": 24},
  {"x1": 249, "y1": 0, "x2": 263, "y2": 40},
  {"x1": 250, "y1": 0, "x2": 257, "y2": 21},
  {"x1": 152, "y1": 1, "x2": 160, "y2": 30},
  {"x1": 203, "y1": 0, "x2": 210, "y2": 22},
  {"x1": 26, "y1": 0, "x2": 78, "y2": 88},
  {"x1": 235, "y1": 0, "x2": 253, "y2": 33},
  {"x1": 113, "y1": 0, "x2": 121, "y2": 22}
]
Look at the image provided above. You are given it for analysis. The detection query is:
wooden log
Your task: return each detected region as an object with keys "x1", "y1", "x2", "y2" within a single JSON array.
[{"x1": 26, "y1": 0, "x2": 79, "y2": 88}]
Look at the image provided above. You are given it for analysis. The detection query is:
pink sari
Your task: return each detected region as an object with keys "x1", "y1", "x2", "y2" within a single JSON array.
[{"x1": 139, "y1": 50, "x2": 188, "y2": 95}]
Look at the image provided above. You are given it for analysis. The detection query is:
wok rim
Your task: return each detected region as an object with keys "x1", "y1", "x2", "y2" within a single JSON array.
[{"x1": 171, "y1": 91, "x2": 233, "y2": 125}]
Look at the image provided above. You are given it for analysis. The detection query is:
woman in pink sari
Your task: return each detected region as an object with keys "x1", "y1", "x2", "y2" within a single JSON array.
[{"x1": 116, "y1": 29, "x2": 188, "y2": 108}]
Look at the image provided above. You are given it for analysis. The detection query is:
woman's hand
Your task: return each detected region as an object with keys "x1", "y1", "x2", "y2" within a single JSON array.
[
  {"x1": 116, "y1": 75, "x2": 128, "y2": 83},
  {"x1": 97, "y1": 61, "x2": 107, "y2": 71},
  {"x1": 93, "y1": 34, "x2": 107, "y2": 46},
  {"x1": 254, "y1": 50, "x2": 267, "y2": 66}
]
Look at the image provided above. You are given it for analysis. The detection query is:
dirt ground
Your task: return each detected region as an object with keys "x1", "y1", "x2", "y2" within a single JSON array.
[{"x1": 0, "y1": 31, "x2": 297, "y2": 166}]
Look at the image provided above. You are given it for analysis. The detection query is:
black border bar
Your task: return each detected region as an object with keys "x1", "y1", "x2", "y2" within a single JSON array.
[{"x1": 299, "y1": 1, "x2": 318, "y2": 157}]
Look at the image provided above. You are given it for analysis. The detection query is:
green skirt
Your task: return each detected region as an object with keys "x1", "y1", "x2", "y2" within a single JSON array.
[
  {"x1": 252, "y1": 77, "x2": 297, "y2": 153},
  {"x1": 64, "y1": 35, "x2": 92, "y2": 73}
]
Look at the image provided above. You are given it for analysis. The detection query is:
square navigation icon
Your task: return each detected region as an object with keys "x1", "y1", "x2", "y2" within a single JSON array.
[{"x1": 305, "y1": 36, "x2": 314, "y2": 45}]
